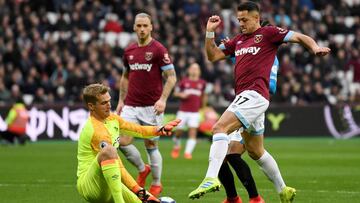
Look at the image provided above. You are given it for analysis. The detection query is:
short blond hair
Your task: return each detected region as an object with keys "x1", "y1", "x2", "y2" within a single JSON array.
[
  {"x1": 82, "y1": 84, "x2": 110, "y2": 105},
  {"x1": 135, "y1": 13, "x2": 152, "y2": 23}
]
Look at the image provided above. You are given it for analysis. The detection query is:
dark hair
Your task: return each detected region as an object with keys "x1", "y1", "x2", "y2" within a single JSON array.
[
  {"x1": 260, "y1": 19, "x2": 270, "y2": 27},
  {"x1": 237, "y1": 1, "x2": 260, "y2": 13}
]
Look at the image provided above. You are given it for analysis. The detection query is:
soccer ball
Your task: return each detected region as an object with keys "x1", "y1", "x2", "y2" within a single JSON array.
[{"x1": 159, "y1": 196, "x2": 176, "y2": 203}]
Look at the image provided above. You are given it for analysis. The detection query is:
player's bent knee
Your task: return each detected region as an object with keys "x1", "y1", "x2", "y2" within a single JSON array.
[
  {"x1": 98, "y1": 145, "x2": 118, "y2": 163},
  {"x1": 120, "y1": 136, "x2": 133, "y2": 146},
  {"x1": 188, "y1": 128, "x2": 198, "y2": 138},
  {"x1": 212, "y1": 122, "x2": 227, "y2": 134},
  {"x1": 246, "y1": 148, "x2": 262, "y2": 160},
  {"x1": 144, "y1": 139, "x2": 157, "y2": 148},
  {"x1": 228, "y1": 142, "x2": 245, "y2": 154}
]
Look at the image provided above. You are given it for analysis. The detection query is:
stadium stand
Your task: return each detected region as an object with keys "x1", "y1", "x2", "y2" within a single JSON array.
[{"x1": 0, "y1": 0, "x2": 359, "y2": 107}]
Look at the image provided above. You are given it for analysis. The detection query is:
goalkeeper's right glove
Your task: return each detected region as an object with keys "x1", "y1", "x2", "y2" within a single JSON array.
[{"x1": 155, "y1": 119, "x2": 181, "y2": 136}]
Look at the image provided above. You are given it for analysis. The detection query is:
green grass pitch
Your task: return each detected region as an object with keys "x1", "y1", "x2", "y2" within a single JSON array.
[{"x1": 0, "y1": 137, "x2": 360, "y2": 203}]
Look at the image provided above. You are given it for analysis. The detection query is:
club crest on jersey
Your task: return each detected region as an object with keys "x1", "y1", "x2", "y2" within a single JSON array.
[
  {"x1": 254, "y1": 34, "x2": 263, "y2": 43},
  {"x1": 129, "y1": 55, "x2": 134, "y2": 60},
  {"x1": 145, "y1": 52, "x2": 153, "y2": 61}
]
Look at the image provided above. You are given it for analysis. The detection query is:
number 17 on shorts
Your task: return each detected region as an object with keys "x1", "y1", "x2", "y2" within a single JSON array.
[{"x1": 226, "y1": 90, "x2": 269, "y2": 129}]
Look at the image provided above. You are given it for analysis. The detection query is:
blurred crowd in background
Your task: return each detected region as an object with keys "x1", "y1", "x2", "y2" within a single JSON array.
[{"x1": 0, "y1": 0, "x2": 359, "y2": 107}]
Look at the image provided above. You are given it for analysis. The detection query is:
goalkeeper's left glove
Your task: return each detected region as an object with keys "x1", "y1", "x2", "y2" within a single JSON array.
[
  {"x1": 135, "y1": 188, "x2": 160, "y2": 203},
  {"x1": 156, "y1": 119, "x2": 181, "y2": 136}
]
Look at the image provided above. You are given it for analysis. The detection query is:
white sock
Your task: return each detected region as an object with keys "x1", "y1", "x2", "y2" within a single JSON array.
[
  {"x1": 119, "y1": 144, "x2": 145, "y2": 172},
  {"x1": 256, "y1": 150, "x2": 286, "y2": 193},
  {"x1": 173, "y1": 136, "x2": 181, "y2": 148},
  {"x1": 205, "y1": 133, "x2": 229, "y2": 178},
  {"x1": 184, "y1": 138, "x2": 196, "y2": 155},
  {"x1": 146, "y1": 148, "x2": 162, "y2": 185}
]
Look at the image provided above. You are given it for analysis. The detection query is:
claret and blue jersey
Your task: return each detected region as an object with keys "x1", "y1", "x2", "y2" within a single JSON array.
[
  {"x1": 224, "y1": 51, "x2": 280, "y2": 95},
  {"x1": 122, "y1": 39, "x2": 175, "y2": 107},
  {"x1": 219, "y1": 26, "x2": 294, "y2": 100}
]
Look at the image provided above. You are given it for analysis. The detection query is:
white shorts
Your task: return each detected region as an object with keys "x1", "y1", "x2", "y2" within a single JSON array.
[
  {"x1": 120, "y1": 105, "x2": 164, "y2": 140},
  {"x1": 226, "y1": 90, "x2": 269, "y2": 135},
  {"x1": 176, "y1": 111, "x2": 200, "y2": 129},
  {"x1": 228, "y1": 129, "x2": 244, "y2": 144}
]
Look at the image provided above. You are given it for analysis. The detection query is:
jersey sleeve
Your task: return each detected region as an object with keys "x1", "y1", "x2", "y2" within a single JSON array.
[
  {"x1": 87, "y1": 118, "x2": 112, "y2": 152},
  {"x1": 266, "y1": 26, "x2": 294, "y2": 44},
  {"x1": 176, "y1": 79, "x2": 185, "y2": 92},
  {"x1": 5, "y1": 108, "x2": 17, "y2": 125},
  {"x1": 157, "y1": 45, "x2": 174, "y2": 71},
  {"x1": 116, "y1": 115, "x2": 157, "y2": 138},
  {"x1": 202, "y1": 80, "x2": 207, "y2": 94},
  {"x1": 221, "y1": 37, "x2": 238, "y2": 56},
  {"x1": 122, "y1": 52, "x2": 130, "y2": 72}
]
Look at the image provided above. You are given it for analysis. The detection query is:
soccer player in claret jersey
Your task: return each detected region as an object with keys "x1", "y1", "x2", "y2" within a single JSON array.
[
  {"x1": 171, "y1": 63, "x2": 207, "y2": 160},
  {"x1": 189, "y1": 2, "x2": 330, "y2": 203},
  {"x1": 76, "y1": 83, "x2": 180, "y2": 203},
  {"x1": 116, "y1": 13, "x2": 177, "y2": 197},
  {"x1": 219, "y1": 22, "x2": 274, "y2": 203}
]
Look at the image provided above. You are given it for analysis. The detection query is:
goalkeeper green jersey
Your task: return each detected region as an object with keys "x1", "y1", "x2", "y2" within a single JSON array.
[{"x1": 77, "y1": 113, "x2": 156, "y2": 178}]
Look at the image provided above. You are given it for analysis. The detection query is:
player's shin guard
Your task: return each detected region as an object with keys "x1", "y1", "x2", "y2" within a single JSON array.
[
  {"x1": 146, "y1": 147, "x2": 162, "y2": 185},
  {"x1": 101, "y1": 159, "x2": 125, "y2": 203},
  {"x1": 256, "y1": 150, "x2": 286, "y2": 193},
  {"x1": 205, "y1": 133, "x2": 229, "y2": 178},
  {"x1": 219, "y1": 161, "x2": 238, "y2": 198},
  {"x1": 227, "y1": 154, "x2": 259, "y2": 198},
  {"x1": 119, "y1": 144, "x2": 146, "y2": 172}
]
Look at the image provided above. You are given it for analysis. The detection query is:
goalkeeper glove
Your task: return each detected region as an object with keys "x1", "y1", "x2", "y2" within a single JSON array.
[
  {"x1": 156, "y1": 119, "x2": 181, "y2": 136},
  {"x1": 135, "y1": 188, "x2": 160, "y2": 203}
]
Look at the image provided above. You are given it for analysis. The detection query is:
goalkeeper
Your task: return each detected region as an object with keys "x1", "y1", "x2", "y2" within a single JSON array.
[{"x1": 76, "y1": 83, "x2": 180, "y2": 203}]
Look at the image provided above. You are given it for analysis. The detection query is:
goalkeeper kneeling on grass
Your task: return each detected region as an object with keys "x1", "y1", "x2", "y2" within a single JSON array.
[{"x1": 77, "y1": 83, "x2": 180, "y2": 203}]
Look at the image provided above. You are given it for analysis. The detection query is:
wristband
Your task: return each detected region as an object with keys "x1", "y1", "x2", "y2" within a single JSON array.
[{"x1": 206, "y1": 31, "x2": 215, "y2": 38}]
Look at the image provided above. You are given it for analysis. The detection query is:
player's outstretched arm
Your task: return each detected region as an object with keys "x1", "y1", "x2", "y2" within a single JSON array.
[
  {"x1": 288, "y1": 32, "x2": 331, "y2": 56},
  {"x1": 116, "y1": 70, "x2": 129, "y2": 114},
  {"x1": 118, "y1": 116, "x2": 159, "y2": 138},
  {"x1": 205, "y1": 15, "x2": 226, "y2": 62},
  {"x1": 117, "y1": 116, "x2": 180, "y2": 137}
]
